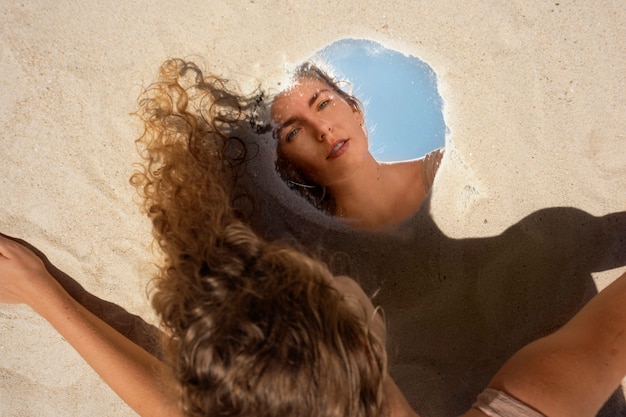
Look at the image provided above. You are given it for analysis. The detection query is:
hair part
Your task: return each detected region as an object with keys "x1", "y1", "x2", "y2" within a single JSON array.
[{"x1": 290, "y1": 61, "x2": 365, "y2": 116}]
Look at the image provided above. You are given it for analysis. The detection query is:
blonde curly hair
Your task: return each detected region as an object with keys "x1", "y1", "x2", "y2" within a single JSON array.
[{"x1": 131, "y1": 58, "x2": 387, "y2": 417}]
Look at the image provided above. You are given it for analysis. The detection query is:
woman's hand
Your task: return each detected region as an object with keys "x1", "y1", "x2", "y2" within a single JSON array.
[
  {"x1": 0, "y1": 233, "x2": 182, "y2": 416},
  {"x1": 0, "y1": 234, "x2": 55, "y2": 306}
]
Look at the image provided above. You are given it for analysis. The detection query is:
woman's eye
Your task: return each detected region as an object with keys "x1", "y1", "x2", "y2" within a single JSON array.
[
  {"x1": 318, "y1": 99, "x2": 330, "y2": 110},
  {"x1": 285, "y1": 128, "x2": 299, "y2": 142}
]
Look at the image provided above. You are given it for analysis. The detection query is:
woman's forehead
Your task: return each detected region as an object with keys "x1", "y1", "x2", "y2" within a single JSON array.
[{"x1": 271, "y1": 78, "x2": 331, "y2": 118}]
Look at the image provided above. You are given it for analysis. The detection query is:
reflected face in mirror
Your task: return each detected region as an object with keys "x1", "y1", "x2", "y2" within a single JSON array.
[{"x1": 271, "y1": 77, "x2": 369, "y2": 188}]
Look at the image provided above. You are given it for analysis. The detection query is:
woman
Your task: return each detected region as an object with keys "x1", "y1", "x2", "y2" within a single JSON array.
[
  {"x1": 272, "y1": 62, "x2": 444, "y2": 230},
  {"x1": 1, "y1": 58, "x2": 625, "y2": 416}
]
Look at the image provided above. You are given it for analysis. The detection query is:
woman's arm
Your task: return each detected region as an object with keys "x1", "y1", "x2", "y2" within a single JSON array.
[
  {"x1": 0, "y1": 235, "x2": 183, "y2": 417},
  {"x1": 466, "y1": 269, "x2": 626, "y2": 417}
]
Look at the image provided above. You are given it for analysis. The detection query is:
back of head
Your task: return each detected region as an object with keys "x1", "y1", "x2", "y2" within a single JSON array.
[
  {"x1": 132, "y1": 58, "x2": 387, "y2": 417},
  {"x1": 158, "y1": 222, "x2": 387, "y2": 417}
]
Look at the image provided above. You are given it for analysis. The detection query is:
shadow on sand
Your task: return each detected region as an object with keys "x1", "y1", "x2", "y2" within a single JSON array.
[{"x1": 11, "y1": 203, "x2": 625, "y2": 417}]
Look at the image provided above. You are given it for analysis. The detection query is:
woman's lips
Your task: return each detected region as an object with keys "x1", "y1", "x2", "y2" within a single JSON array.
[{"x1": 327, "y1": 139, "x2": 348, "y2": 159}]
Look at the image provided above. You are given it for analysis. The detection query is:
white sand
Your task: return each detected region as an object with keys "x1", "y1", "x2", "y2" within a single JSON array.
[{"x1": 1, "y1": 1, "x2": 625, "y2": 416}]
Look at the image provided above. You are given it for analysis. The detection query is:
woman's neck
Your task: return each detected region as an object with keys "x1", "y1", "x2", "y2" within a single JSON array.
[{"x1": 329, "y1": 158, "x2": 426, "y2": 230}]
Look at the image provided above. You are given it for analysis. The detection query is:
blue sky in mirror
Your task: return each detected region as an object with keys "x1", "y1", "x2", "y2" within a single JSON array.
[{"x1": 313, "y1": 39, "x2": 446, "y2": 162}]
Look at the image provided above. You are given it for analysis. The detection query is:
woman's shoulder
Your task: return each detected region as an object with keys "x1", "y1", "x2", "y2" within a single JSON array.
[
  {"x1": 385, "y1": 147, "x2": 444, "y2": 193},
  {"x1": 383, "y1": 158, "x2": 422, "y2": 176},
  {"x1": 385, "y1": 147, "x2": 444, "y2": 171}
]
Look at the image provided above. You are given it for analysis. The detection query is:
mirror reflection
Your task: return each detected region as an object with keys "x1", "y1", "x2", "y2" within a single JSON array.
[{"x1": 270, "y1": 39, "x2": 447, "y2": 230}]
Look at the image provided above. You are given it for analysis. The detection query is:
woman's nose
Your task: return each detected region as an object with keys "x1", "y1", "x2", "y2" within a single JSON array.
[{"x1": 313, "y1": 119, "x2": 332, "y2": 142}]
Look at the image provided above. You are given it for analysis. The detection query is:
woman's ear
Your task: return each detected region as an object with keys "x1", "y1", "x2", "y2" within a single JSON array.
[{"x1": 352, "y1": 106, "x2": 365, "y2": 126}]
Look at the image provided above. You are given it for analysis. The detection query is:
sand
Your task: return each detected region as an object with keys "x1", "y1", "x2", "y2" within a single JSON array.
[{"x1": 1, "y1": 1, "x2": 625, "y2": 416}]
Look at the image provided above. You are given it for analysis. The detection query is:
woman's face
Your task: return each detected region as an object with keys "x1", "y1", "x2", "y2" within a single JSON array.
[{"x1": 271, "y1": 77, "x2": 369, "y2": 188}]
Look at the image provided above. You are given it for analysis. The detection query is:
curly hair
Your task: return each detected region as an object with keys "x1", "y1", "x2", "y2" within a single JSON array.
[
  {"x1": 273, "y1": 62, "x2": 366, "y2": 215},
  {"x1": 131, "y1": 58, "x2": 387, "y2": 417}
]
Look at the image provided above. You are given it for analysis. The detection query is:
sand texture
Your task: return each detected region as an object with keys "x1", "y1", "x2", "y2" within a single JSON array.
[{"x1": 1, "y1": 1, "x2": 625, "y2": 416}]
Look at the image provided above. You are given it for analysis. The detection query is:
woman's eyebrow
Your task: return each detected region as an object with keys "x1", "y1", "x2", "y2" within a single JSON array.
[
  {"x1": 309, "y1": 89, "x2": 330, "y2": 107},
  {"x1": 276, "y1": 89, "x2": 332, "y2": 134},
  {"x1": 276, "y1": 117, "x2": 297, "y2": 135}
]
